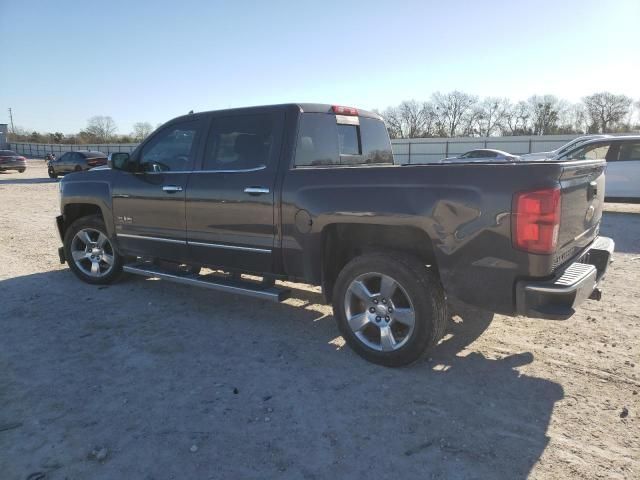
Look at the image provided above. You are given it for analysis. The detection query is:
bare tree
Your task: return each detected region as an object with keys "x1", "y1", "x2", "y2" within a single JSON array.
[
  {"x1": 432, "y1": 91, "x2": 478, "y2": 137},
  {"x1": 132, "y1": 122, "x2": 154, "y2": 141},
  {"x1": 558, "y1": 103, "x2": 588, "y2": 134},
  {"x1": 85, "y1": 116, "x2": 117, "y2": 142},
  {"x1": 379, "y1": 101, "x2": 436, "y2": 138},
  {"x1": 528, "y1": 95, "x2": 562, "y2": 135},
  {"x1": 471, "y1": 98, "x2": 508, "y2": 137},
  {"x1": 583, "y1": 92, "x2": 633, "y2": 133},
  {"x1": 502, "y1": 100, "x2": 531, "y2": 135}
]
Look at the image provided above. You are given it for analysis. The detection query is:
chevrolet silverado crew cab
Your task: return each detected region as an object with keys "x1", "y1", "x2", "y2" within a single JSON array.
[{"x1": 55, "y1": 103, "x2": 614, "y2": 366}]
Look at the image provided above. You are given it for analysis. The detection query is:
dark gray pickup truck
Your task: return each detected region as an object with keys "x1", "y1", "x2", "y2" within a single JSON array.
[{"x1": 56, "y1": 103, "x2": 614, "y2": 366}]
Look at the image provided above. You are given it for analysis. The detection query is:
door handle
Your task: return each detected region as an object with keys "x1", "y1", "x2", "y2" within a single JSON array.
[
  {"x1": 244, "y1": 187, "x2": 270, "y2": 195},
  {"x1": 162, "y1": 185, "x2": 183, "y2": 193}
]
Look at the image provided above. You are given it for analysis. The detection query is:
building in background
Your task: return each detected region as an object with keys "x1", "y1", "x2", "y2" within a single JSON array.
[{"x1": 0, "y1": 124, "x2": 8, "y2": 149}]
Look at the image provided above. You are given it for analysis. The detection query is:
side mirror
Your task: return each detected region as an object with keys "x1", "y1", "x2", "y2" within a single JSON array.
[{"x1": 108, "y1": 152, "x2": 131, "y2": 171}]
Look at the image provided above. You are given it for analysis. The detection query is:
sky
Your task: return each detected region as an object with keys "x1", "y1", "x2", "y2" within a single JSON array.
[{"x1": 1, "y1": 0, "x2": 639, "y2": 134}]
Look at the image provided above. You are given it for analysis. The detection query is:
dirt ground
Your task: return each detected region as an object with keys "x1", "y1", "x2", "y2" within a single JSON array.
[{"x1": 1, "y1": 161, "x2": 638, "y2": 480}]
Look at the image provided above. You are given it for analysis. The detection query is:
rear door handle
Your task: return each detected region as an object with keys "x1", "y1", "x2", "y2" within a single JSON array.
[
  {"x1": 244, "y1": 187, "x2": 270, "y2": 195},
  {"x1": 162, "y1": 185, "x2": 183, "y2": 193}
]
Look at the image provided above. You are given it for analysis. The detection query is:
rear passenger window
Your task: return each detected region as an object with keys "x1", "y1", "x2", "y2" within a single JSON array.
[
  {"x1": 204, "y1": 114, "x2": 274, "y2": 170},
  {"x1": 617, "y1": 142, "x2": 640, "y2": 161},
  {"x1": 294, "y1": 114, "x2": 392, "y2": 167}
]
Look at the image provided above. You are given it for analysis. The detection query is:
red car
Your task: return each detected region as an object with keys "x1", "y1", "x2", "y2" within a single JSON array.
[{"x1": 0, "y1": 150, "x2": 27, "y2": 173}]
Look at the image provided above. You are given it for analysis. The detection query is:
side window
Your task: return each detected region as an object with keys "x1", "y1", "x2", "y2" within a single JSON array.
[
  {"x1": 204, "y1": 114, "x2": 275, "y2": 170},
  {"x1": 294, "y1": 114, "x2": 339, "y2": 166},
  {"x1": 563, "y1": 143, "x2": 610, "y2": 161},
  {"x1": 140, "y1": 121, "x2": 200, "y2": 172},
  {"x1": 617, "y1": 142, "x2": 640, "y2": 161}
]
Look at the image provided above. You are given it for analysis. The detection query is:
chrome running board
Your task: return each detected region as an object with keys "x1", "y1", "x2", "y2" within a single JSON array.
[{"x1": 123, "y1": 263, "x2": 290, "y2": 302}]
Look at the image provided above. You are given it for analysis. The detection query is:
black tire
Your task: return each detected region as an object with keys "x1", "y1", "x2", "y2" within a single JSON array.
[
  {"x1": 63, "y1": 215, "x2": 123, "y2": 285},
  {"x1": 48, "y1": 167, "x2": 57, "y2": 179},
  {"x1": 333, "y1": 251, "x2": 447, "y2": 367},
  {"x1": 74, "y1": 165, "x2": 82, "y2": 172},
  {"x1": 18, "y1": 168, "x2": 25, "y2": 173}
]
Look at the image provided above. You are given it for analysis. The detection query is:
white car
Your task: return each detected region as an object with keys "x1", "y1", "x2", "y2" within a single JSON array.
[
  {"x1": 556, "y1": 136, "x2": 640, "y2": 200},
  {"x1": 521, "y1": 135, "x2": 610, "y2": 161}
]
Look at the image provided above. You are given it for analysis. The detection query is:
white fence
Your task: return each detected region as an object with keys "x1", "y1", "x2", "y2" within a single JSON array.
[
  {"x1": 390, "y1": 134, "x2": 584, "y2": 164},
  {"x1": 6, "y1": 134, "x2": 601, "y2": 163}
]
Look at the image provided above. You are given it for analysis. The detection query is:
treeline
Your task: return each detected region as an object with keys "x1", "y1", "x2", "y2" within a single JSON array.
[
  {"x1": 8, "y1": 116, "x2": 156, "y2": 144},
  {"x1": 377, "y1": 91, "x2": 640, "y2": 139},
  {"x1": 8, "y1": 92, "x2": 640, "y2": 143}
]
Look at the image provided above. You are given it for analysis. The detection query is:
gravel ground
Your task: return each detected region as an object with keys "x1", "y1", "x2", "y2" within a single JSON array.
[{"x1": 1, "y1": 161, "x2": 638, "y2": 479}]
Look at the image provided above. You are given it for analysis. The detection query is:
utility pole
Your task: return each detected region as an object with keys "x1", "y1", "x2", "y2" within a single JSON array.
[{"x1": 8, "y1": 108, "x2": 15, "y2": 133}]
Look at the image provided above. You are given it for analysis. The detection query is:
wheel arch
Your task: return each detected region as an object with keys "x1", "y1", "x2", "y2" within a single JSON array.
[{"x1": 320, "y1": 223, "x2": 439, "y2": 303}]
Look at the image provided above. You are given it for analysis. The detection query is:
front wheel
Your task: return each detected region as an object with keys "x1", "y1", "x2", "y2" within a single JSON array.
[
  {"x1": 63, "y1": 215, "x2": 123, "y2": 285},
  {"x1": 18, "y1": 168, "x2": 25, "y2": 173},
  {"x1": 48, "y1": 167, "x2": 57, "y2": 179},
  {"x1": 333, "y1": 252, "x2": 447, "y2": 367}
]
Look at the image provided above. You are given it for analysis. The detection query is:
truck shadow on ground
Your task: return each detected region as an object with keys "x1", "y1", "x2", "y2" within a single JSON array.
[
  {"x1": 600, "y1": 211, "x2": 640, "y2": 254},
  {"x1": 1, "y1": 269, "x2": 562, "y2": 479}
]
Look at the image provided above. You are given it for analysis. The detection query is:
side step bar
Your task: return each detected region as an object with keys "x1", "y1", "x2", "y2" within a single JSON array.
[{"x1": 123, "y1": 263, "x2": 291, "y2": 302}]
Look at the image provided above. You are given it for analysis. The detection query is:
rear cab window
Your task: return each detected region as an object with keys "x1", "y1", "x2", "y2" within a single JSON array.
[{"x1": 294, "y1": 111, "x2": 393, "y2": 167}]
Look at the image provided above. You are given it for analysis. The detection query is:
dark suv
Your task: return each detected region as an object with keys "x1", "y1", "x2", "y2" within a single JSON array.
[{"x1": 48, "y1": 151, "x2": 107, "y2": 178}]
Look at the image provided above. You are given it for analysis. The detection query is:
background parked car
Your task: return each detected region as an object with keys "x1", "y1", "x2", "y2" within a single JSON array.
[
  {"x1": 48, "y1": 151, "x2": 107, "y2": 178},
  {"x1": 520, "y1": 134, "x2": 610, "y2": 160},
  {"x1": 0, "y1": 150, "x2": 27, "y2": 173},
  {"x1": 556, "y1": 135, "x2": 640, "y2": 200},
  {"x1": 440, "y1": 149, "x2": 521, "y2": 163}
]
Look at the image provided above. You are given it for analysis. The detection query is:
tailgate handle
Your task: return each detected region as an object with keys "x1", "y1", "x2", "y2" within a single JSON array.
[{"x1": 588, "y1": 181, "x2": 597, "y2": 200}]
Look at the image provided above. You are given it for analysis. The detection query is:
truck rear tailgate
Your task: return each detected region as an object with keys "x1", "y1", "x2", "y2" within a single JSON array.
[{"x1": 554, "y1": 160, "x2": 606, "y2": 269}]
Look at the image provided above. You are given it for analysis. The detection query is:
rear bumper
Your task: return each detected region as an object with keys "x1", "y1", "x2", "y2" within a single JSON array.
[{"x1": 515, "y1": 236, "x2": 614, "y2": 319}]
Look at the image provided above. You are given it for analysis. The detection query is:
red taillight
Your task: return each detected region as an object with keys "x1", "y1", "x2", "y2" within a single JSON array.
[
  {"x1": 512, "y1": 187, "x2": 561, "y2": 254},
  {"x1": 332, "y1": 105, "x2": 358, "y2": 116}
]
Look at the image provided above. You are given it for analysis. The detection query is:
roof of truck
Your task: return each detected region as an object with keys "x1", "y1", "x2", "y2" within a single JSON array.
[{"x1": 168, "y1": 103, "x2": 382, "y2": 125}]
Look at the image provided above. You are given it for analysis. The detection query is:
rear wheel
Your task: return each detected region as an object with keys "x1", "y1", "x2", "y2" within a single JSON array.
[
  {"x1": 333, "y1": 252, "x2": 447, "y2": 367},
  {"x1": 48, "y1": 167, "x2": 57, "y2": 179},
  {"x1": 64, "y1": 215, "x2": 123, "y2": 285},
  {"x1": 74, "y1": 165, "x2": 82, "y2": 172},
  {"x1": 18, "y1": 168, "x2": 25, "y2": 173}
]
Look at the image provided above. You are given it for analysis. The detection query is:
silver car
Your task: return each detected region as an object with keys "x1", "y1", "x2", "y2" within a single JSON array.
[
  {"x1": 441, "y1": 149, "x2": 521, "y2": 163},
  {"x1": 521, "y1": 135, "x2": 610, "y2": 161},
  {"x1": 556, "y1": 135, "x2": 640, "y2": 200}
]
